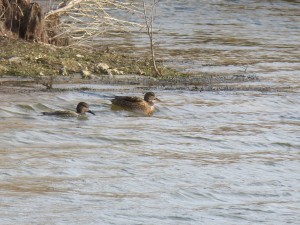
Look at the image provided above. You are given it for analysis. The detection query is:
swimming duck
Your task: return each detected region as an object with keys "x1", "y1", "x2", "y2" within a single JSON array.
[
  {"x1": 111, "y1": 92, "x2": 160, "y2": 116},
  {"x1": 42, "y1": 102, "x2": 95, "y2": 117}
]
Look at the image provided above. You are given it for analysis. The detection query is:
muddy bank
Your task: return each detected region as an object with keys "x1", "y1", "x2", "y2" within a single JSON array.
[
  {"x1": 0, "y1": 36, "x2": 183, "y2": 79},
  {"x1": 1, "y1": 35, "x2": 291, "y2": 94},
  {"x1": 0, "y1": 34, "x2": 279, "y2": 93},
  {"x1": 0, "y1": 24, "x2": 270, "y2": 94}
]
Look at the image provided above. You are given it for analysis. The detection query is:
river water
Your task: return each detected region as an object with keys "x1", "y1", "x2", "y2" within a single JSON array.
[{"x1": 1, "y1": 0, "x2": 300, "y2": 224}]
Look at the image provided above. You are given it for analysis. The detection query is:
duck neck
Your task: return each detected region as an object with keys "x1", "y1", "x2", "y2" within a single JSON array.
[
  {"x1": 77, "y1": 109, "x2": 84, "y2": 114},
  {"x1": 147, "y1": 100, "x2": 154, "y2": 106}
]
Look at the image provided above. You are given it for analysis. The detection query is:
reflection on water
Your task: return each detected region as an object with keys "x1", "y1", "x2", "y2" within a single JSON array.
[
  {"x1": 1, "y1": 0, "x2": 300, "y2": 224},
  {"x1": 0, "y1": 88, "x2": 299, "y2": 224}
]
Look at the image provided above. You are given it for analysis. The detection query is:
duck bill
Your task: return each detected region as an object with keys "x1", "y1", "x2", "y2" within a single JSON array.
[
  {"x1": 87, "y1": 110, "x2": 95, "y2": 115},
  {"x1": 154, "y1": 97, "x2": 161, "y2": 102}
]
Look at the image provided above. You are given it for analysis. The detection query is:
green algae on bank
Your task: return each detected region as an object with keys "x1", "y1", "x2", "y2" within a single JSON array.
[{"x1": 0, "y1": 36, "x2": 184, "y2": 78}]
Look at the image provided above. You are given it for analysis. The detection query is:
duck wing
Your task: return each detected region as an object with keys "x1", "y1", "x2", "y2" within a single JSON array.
[
  {"x1": 112, "y1": 96, "x2": 143, "y2": 103},
  {"x1": 42, "y1": 110, "x2": 77, "y2": 117}
]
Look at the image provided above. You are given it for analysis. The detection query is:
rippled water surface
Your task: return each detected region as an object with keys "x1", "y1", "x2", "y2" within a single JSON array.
[
  {"x1": 1, "y1": 0, "x2": 300, "y2": 224},
  {"x1": 105, "y1": 0, "x2": 300, "y2": 76},
  {"x1": 0, "y1": 88, "x2": 299, "y2": 224}
]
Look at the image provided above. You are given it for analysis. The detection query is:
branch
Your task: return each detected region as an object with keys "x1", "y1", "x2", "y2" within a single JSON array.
[
  {"x1": 142, "y1": 0, "x2": 162, "y2": 76},
  {"x1": 45, "y1": 0, "x2": 85, "y2": 18},
  {"x1": 44, "y1": 0, "x2": 143, "y2": 46}
]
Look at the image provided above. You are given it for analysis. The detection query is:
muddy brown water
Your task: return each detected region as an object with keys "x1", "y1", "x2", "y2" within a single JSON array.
[{"x1": 1, "y1": 1, "x2": 300, "y2": 224}]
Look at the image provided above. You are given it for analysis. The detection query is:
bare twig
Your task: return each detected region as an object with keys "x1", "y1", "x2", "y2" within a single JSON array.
[{"x1": 142, "y1": 0, "x2": 161, "y2": 76}]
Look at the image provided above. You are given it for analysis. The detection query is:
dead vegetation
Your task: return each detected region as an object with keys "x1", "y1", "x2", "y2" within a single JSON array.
[
  {"x1": 0, "y1": 0, "x2": 177, "y2": 80},
  {"x1": 0, "y1": 0, "x2": 68, "y2": 44}
]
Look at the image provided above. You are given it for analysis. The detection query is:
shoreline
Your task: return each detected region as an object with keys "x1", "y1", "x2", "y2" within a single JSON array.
[
  {"x1": 0, "y1": 36, "x2": 184, "y2": 79},
  {"x1": 0, "y1": 37, "x2": 296, "y2": 95},
  {"x1": 0, "y1": 74, "x2": 294, "y2": 94}
]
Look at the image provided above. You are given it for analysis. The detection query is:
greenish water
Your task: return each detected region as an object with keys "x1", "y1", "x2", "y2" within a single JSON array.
[{"x1": 1, "y1": 0, "x2": 300, "y2": 224}]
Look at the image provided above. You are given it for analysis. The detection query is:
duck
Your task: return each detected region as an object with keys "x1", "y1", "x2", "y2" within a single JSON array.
[
  {"x1": 111, "y1": 92, "x2": 160, "y2": 116},
  {"x1": 42, "y1": 102, "x2": 95, "y2": 117}
]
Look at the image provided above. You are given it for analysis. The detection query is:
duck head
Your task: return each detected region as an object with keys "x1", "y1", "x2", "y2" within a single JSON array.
[
  {"x1": 144, "y1": 92, "x2": 161, "y2": 103},
  {"x1": 76, "y1": 102, "x2": 95, "y2": 115}
]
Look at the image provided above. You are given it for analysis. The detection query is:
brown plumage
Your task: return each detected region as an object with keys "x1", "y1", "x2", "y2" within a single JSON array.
[
  {"x1": 111, "y1": 92, "x2": 160, "y2": 116},
  {"x1": 42, "y1": 102, "x2": 95, "y2": 117}
]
